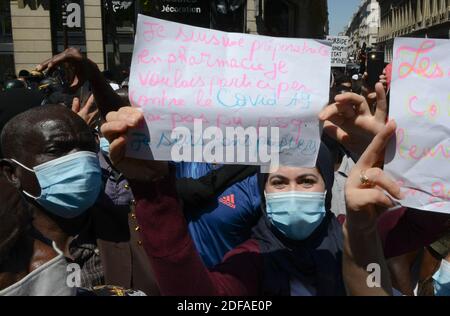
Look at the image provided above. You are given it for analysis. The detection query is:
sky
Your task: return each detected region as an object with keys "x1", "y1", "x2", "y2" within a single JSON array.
[{"x1": 328, "y1": 0, "x2": 362, "y2": 35}]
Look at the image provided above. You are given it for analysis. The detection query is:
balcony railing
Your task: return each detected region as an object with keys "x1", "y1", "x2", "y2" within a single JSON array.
[{"x1": 378, "y1": 0, "x2": 449, "y2": 43}]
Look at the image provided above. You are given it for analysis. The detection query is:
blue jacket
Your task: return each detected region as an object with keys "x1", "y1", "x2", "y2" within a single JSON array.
[{"x1": 176, "y1": 162, "x2": 261, "y2": 267}]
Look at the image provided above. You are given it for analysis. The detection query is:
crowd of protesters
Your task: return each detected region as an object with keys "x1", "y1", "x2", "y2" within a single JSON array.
[{"x1": 0, "y1": 45, "x2": 449, "y2": 297}]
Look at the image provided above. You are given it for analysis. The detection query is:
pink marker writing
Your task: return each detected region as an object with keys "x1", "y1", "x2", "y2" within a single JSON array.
[
  {"x1": 143, "y1": 22, "x2": 165, "y2": 42},
  {"x1": 396, "y1": 40, "x2": 444, "y2": 79}
]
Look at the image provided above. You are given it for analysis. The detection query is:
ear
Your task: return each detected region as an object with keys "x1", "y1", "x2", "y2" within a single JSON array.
[{"x1": 0, "y1": 159, "x2": 22, "y2": 189}]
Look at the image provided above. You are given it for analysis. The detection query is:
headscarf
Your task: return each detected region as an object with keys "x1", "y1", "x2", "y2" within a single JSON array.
[{"x1": 252, "y1": 143, "x2": 346, "y2": 296}]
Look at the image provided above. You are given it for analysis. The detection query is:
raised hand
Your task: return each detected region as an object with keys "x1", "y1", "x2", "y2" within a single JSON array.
[
  {"x1": 36, "y1": 47, "x2": 100, "y2": 93},
  {"x1": 342, "y1": 120, "x2": 402, "y2": 296},
  {"x1": 379, "y1": 71, "x2": 388, "y2": 92},
  {"x1": 37, "y1": 47, "x2": 126, "y2": 120},
  {"x1": 71, "y1": 94, "x2": 100, "y2": 129},
  {"x1": 344, "y1": 120, "x2": 403, "y2": 230},
  {"x1": 100, "y1": 107, "x2": 168, "y2": 182},
  {"x1": 319, "y1": 82, "x2": 388, "y2": 156}
]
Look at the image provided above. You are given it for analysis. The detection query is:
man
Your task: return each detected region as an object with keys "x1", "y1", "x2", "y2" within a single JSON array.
[
  {"x1": 0, "y1": 105, "x2": 100, "y2": 255},
  {"x1": 0, "y1": 105, "x2": 159, "y2": 295},
  {"x1": 37, "y1": 47, "x2": 261, "y2": 269}
]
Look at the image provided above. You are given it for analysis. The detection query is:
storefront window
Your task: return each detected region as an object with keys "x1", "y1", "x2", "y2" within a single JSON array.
[
  {"x1": 99, "y1": 0, "x2": 329, "y2": 80},
  {"x1": 102, "y1": 0, "x2": 137, "y2": 77},
  {"x1": 210, "y1": 0, "x2": 246, "y2": 32},
  {"x1": 137, "y1": 0, "x2": 328, "y2": 37},
  {"x1": 141, "y1": 0, "x2": 210, "y2": 28}
]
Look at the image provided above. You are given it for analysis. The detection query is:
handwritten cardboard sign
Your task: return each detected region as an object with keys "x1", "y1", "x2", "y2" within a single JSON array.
[
  {"x1": 326, "y1": 36, "x2": 349, "y2": 67},
  {"x1": 127, "y1": 15, "x2": 331, "y2": 167},
  {"x1": 385, "y1": 38, "x2": 450, "y2": 213}
]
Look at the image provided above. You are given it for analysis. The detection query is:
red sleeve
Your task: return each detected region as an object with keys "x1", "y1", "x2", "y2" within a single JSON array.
[
  {"x1": 378, "y1": 207, "x2": 450, "y2": 258},
  {"x1": 130, "y1": 171, "x2": 263, "y2": 296}
]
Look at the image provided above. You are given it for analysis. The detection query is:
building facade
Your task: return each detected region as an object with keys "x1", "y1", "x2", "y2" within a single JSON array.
[
  {"x1": 378, "y1": 0, "x2": 450, "y2": 62},
  {"x1": 247, "y1": 0, "x2": 328, "y2": 38},
  {"x1": 1, "y1": 0, "x2": 107, "y2": 79},
  {"x1": 345, "y1": 0, "x2": 381, "y2": 58},
  {"x1": 0, "y1": 0, "x2": 328, "y2": 84},
  {"x1": 0, "y1": 1, "x2": 14, "y2": 80}
]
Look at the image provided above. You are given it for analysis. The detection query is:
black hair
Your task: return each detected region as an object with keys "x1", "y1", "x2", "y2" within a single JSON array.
[
  {"x1": 102, "y1": 70, "x2": 115, "y2": 82},
  {"x1": 5, "y1": 79, "x2": 26, "y2": 90},
  {"x1": 18, "y1": 70, "x2": 30, "y2": 78},
  {"x1": 333, "y1": 71, "x2": 351, "y2": 86}
]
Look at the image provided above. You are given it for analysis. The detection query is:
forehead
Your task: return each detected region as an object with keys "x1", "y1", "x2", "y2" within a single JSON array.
[
  {"x1": 269, "y1": 166, "x2": 321, "y2": 178},
  {"x1": 23, "y1": 116, "x2": 94, "y2": 160},
  {"x1": 34, "y1": 118, "x2": 78, "y2": 142}
]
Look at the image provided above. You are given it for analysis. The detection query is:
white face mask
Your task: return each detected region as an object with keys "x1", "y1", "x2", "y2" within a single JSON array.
[{"x1": 0, "y1": 242, "x2": 76, "y2": 296}]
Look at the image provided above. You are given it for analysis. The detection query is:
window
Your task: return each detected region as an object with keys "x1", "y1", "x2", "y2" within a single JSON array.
[
  {"x1": 0, "y1": 0, "x2": 13, "y2": 39},
  {"x1": 102, "y1": 0, "x2": 137, "y2": 78},
  {"x1": 140, "y1": 0, "x2": 210, "y2": 28},
  {"x1": 0, "y1": 0, "x2": 15, "y2": 82}
]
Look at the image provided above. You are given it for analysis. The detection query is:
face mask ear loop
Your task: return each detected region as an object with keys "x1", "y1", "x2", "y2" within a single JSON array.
[
  {"x1": 10, "y1": 159, "x2": 35, "y2": 173},
  {"x1": 9, "y1": 159, "x2": 40, "y2": 199},
  {"x1": 21, "y1": 189, "x2": 39, "y2": 200}
]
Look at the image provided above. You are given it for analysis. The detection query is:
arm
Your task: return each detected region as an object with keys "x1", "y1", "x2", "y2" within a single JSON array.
[
  {"x1": 36, "y1": 48, "x2": 125, "y2": 119},
  {"x1": 379, "y1": 208, "x2": 450, "y2": 259},
  {"x1": 133, "y1": 176, "x2": 261, "y2": 295},
  {"x1": 102, "y1": 107, "x2": 262, "y2": 296},
  {"x1": 89, "y1": 65, "x2": 124, "y2": 118},
  {"x1": 343, "y1": 213, "x2": 392, "y2": 296},
  {"x1": 176, "y1": 165, "x2": 259, "y2": 208},
  {"x1": 343, "y1": 121, "x2": 402, "y2": 296},
  {"x1": 130, "y1": 173, "x2": 224, "y2": 296}
]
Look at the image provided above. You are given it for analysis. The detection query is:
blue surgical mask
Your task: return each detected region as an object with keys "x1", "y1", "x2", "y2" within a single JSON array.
[
  {"x1": 432, "y1": 259, "x2": 450, "y2": 296},
  {"x1": 11, "y1": 151, "x2": 102, "y2": 219},
  {"x1": 99, "y1": 137, "x2": 110, "y2": 155},
  {"x1": 265, "y1": 191, "x2": 327, "y2": 241}
]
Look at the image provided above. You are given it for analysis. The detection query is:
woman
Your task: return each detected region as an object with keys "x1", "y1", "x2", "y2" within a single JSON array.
[
  {"x1": 251, "y1": 144, "x2": 345, "y2": 295},
  {"x1": 127, "y1": 147, "x2": 343, "y2": 295},
  {"x1": 101, "y1": 107, "x2": 355, "y2": 296}
]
